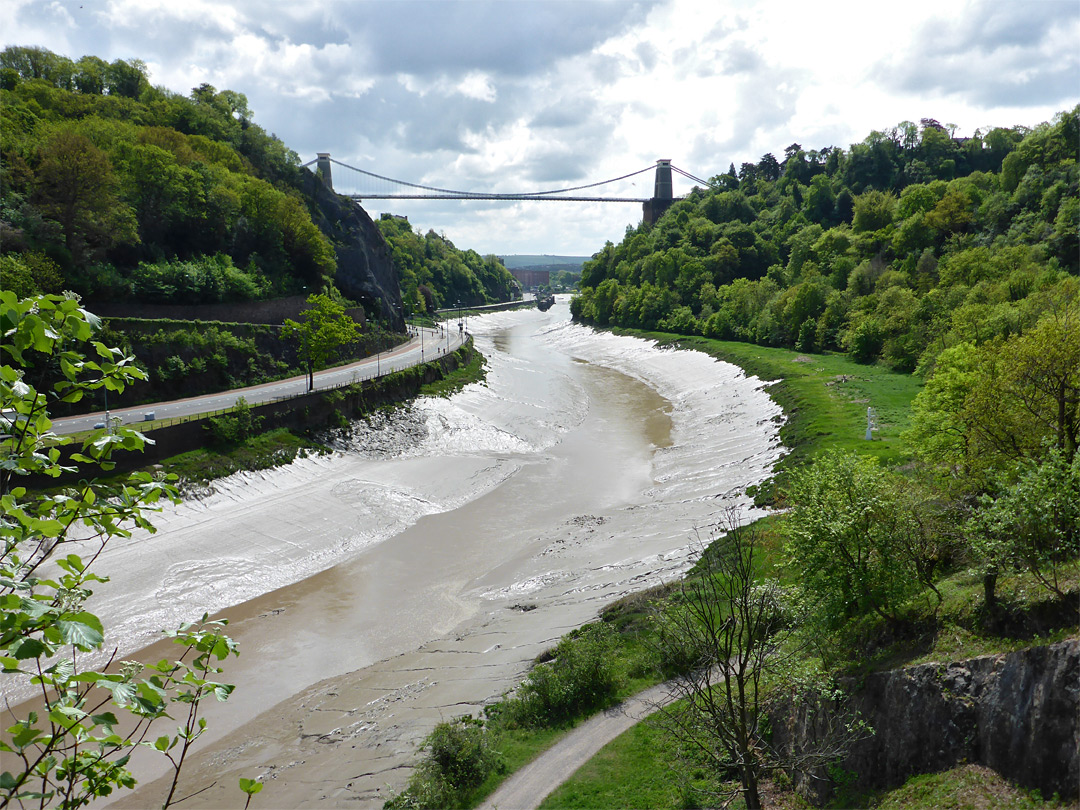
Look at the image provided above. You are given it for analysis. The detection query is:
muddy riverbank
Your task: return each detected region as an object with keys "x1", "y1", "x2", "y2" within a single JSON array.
[{"x1": 76, "y1": 299, "x2": 782, "y2": 808}]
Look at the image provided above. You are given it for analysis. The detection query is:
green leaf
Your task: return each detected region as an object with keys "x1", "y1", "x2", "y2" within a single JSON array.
[
  {"x1": 100, "y1": 680, "x2": 137, "y2": 707},
  {"x1": 153, "y1": 735, "x2": 173, "y2": 752},
  {"x1": 238, "y1": 778, "x2": 263, "y2": 796},
  {"x1": 11, "y1": 637, "x2": 50, "y2": 660},
  {"x1": 57, "y1": 614, "x2": 104, "y2": 649}
]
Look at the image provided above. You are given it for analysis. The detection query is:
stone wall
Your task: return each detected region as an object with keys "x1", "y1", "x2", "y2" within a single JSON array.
[
  {"x1": 33, "y1": 342, "x2": 474, "y2": 484},
  {"x1": 772, "y1": 639, "x2": 1079, "y2": 802},
  {"x1": 88, "y1": 298, "x2": 366, "y2": 326}
]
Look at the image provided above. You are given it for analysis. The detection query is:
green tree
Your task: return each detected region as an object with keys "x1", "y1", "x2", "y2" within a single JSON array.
[
  {"x1": 851, "y1": 189, "x2": 897, "y2": 233},
  {"x1": 784, "y1": 452, "x2": 923, "y2": 630},
  {"x1": 0, "y1": 292, "x2": 244, "y2": 808},
  {"x1": 969, "y1": 449, "x2": 1080, "y2": 606},
  {"x1": 33, "y1": 130, "x2": 137, "y2": 265},
  {"x1": 282, "y1": 293, "x2": 361, "y2": 391},
  {"x1": 653, "y1": 511, "x2": 865, "y2": 810}
]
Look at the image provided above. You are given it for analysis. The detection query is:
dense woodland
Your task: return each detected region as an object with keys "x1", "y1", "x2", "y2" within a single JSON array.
[
  {"x1": 0, "y1": 46, "x2": 340, "y2": 305},
  {"x1": 574, "y1": 112, "x2": 1077, "y2": 373},
  {"x1": 376, "y1": 214, "x2": 518, "y2": 313},
  {"x1": 0, "y1": 46, "x2": 512, "y2": 318}
]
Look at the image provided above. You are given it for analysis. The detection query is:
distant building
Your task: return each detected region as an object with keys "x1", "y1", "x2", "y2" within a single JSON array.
[{"x1": 509, "y1": 268, "x2": 550, "y2": 289}]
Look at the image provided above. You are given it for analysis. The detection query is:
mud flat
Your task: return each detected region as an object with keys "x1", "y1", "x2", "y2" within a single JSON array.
[{"x1": 84, "y1": 301, "x2": 783, "y2": 808}]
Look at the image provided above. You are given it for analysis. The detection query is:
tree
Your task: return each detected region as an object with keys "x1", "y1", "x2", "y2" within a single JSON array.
[
  {"x1": 652, "y1": 511, "x2": 864, "y2": 809},
  {"x1": 784, "y1": 452, "x2": 925, "y2": 630},
  {"x1": 851, "y1": 189, "x2": 897, "y2": 233},
  {"x1": 969, "y1": 448, "x2": 1080, "y2": 606},
  {"x1": 0, "y1": 292, "x2": 250, "y2": 808},
  {"x1": 282, "y1": 293, "x2": 361, "y2": 391},
  {"x1": 33, "y1": 130, "x2": 137, "y2": 265},
  {"x1": 905, "y1": 300, "x2": 1080, "y2": 488}
]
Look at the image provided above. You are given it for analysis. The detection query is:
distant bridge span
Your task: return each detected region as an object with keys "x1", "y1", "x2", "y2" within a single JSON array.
[{"x1": 301, "y1": 155, "x2": 712, "y2": 224}]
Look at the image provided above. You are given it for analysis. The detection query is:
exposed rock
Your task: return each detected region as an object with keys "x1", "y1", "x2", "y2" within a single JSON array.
[
  {"x1": 300, "y1": 171, "x2": 403, "y2": 328},
  {"x1": 772, "y1": 639, "x2": 1079, "y2": 803}
]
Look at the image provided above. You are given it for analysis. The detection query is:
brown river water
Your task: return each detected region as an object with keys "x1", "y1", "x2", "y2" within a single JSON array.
[{"x1": 7, "y1": 299, "x2": 783, "y2": 808}]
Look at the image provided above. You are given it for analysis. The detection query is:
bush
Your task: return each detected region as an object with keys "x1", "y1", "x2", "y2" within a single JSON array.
[
  {"x1": 206, "y1": 396, "x2": 264, "y2": 445},
  {"x1": 385, "y1": 716, "x2": 500, "y2": 809},
  {"x1": 502, "y1": 623, "x2": 622, "y2": 727}
]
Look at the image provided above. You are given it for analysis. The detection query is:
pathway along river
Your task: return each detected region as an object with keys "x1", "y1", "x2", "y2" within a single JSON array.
[{"x1": 64, "y1": 299, "x2": 782, "y2": 808}]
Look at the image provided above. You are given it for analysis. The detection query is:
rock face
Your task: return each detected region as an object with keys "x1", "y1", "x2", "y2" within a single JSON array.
[
  {"x1": 301, "y1": 171, "x2": 403, "y2": 328},
  {"x1": 773, "y1": 640, "x2": 1079, "y2": 802}
]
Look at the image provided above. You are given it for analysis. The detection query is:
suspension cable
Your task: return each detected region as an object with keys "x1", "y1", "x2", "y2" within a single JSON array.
[
  {"x1": 671, "y1": 165, "x2": 716, "y2": 188},
  {"x1": 328, "y1": 158, "x2": 657, "y2": 198}
]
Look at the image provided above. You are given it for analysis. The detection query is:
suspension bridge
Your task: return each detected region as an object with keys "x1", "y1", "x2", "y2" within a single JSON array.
[{"x1": 300, "y1": 155, "x2": 712, "y2": 224}]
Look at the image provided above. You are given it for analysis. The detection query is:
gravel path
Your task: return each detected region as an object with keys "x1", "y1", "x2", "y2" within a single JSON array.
[{"x1": 479, "y1": 681, "x2": 675, "y2": 810}]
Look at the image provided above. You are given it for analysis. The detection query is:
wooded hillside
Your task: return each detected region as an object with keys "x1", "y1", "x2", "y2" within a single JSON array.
[
  {"x1": 1, "y1": 46, "x2": 336, "y2": 304},
  {"x1": 573, "y1": 111, "x2": 1078, "y2": 376}
]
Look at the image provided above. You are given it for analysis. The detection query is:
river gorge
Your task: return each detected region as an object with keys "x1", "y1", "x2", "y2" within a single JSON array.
[{"x1": 71, "y1": 298, "x2": 783, "y2": 808}]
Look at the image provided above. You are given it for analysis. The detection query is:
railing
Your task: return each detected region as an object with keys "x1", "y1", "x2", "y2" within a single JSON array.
[{"x1": 126, "y1": 333, "x2": 473, "y2": 434}]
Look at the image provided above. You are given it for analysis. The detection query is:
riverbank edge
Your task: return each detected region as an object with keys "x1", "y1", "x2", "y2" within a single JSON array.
[
  {"x1": 31, "y1": 340, "x2": 483, "y2": 488},
  {"x1": 405, "y1": 330, "x2": 1073, "y2": 810}
]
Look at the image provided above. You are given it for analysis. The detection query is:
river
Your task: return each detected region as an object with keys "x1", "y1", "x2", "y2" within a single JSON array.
[{"x1": 33, "y1": 299, "x2": 784, "y2": 808}]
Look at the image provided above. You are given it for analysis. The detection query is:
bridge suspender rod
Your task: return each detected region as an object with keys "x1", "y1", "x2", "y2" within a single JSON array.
[
  {"x1": 670, "y1": 165, "x2": 715, "y2": 188},
  {"x1": 327, "y1": 157, "x2": 657, "y2": 199}
]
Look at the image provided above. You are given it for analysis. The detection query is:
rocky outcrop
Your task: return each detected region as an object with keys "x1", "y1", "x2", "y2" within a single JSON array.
[
  {"x1": 300, "y1": 171, "x2": 403, "y2": 328},
  {"x1": 773, "y1": 639, "x2": 1079, "y2": 802}
]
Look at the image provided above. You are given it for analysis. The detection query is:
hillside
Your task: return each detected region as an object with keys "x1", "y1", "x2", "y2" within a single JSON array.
[
  {"x1": 573, "y1": 111, "x2": 1077, "y2": 375},
  {"x1": 375, "y1": 214, "x2": 518, "y2": 312},
  {"x1": 0, "y1": 45, "x2": 400, "y2": 322}
]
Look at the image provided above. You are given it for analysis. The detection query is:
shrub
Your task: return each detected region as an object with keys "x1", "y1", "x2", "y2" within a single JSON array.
[
  {"x1": 385, "y1": 716, "x2": 500, "y2": 809},
  {"x1": 503, "y1": 623, "x2": 622, "y2": 727},
  {"x1": 206, "y1": 396, "x2": 264, "y2": 445}
]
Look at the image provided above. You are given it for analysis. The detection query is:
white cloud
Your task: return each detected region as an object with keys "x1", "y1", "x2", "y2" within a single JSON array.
[{"x1": 4, "y1": 0, "x2": 1077, "y2": 254}]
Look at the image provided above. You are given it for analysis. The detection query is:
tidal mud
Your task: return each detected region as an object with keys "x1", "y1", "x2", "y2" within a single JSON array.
[{"x1": 74, "y1": 300, "x2": 782, "y2": 808}]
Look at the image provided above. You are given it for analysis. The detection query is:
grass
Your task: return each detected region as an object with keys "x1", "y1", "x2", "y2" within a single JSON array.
[
  {"x1": 853, "y1": 764, "x2": 1073, "y2": 809},
  {"x1": 633, "y1": 332, "x2": 924, "y2": 470},
  {"x1": 538, "y1": 719, "x2": 716, "y2": 810},
  {"x1": 156, "y1": 427, "x2": 329, "y2": 486},
  {"x1": 417, "y1": 344, "x2": 487, "y2": 397}
]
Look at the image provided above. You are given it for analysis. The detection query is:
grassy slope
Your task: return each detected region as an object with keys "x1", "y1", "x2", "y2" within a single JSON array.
[
  {"x1": 493, "y1": 332, "x2": 1074, "y2": 810},
  {"x1": 637, "y1": 332, "x2": 924, "y2": 470}
]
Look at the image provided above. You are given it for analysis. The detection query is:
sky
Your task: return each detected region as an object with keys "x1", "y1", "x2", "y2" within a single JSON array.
[{"x1": 6, "y1": 0, "x2": 1079, "y2": 257}]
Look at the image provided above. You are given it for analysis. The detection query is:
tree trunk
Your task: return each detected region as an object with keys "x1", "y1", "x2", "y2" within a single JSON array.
[
  {"x1": 742, "y1": 766, "x2": 762, "y2": 810},
  {"x1": 983, "y1": 569, "x2": 998, "y2": 615}
]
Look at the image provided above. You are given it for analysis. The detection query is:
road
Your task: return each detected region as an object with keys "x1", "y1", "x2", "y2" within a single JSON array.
[
  {"x1": 479, "y1": 681, "x2": 676, "y2": 810},
  {"x1": 52, "y1": 324, "x2": 467, "y2": 435}
]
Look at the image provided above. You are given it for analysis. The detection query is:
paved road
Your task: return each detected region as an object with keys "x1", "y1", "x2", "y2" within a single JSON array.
[
  {"x1": 53, "y1": 325, "x2": 467, "y2": 435},
  {"x1": 479, "y1": 681, "x2": 675, "y2": 810}
]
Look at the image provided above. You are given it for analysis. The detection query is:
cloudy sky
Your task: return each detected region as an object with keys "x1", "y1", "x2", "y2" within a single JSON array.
[{"x1": 6, "y1": 0, "x2": 1079, "y2": 256}]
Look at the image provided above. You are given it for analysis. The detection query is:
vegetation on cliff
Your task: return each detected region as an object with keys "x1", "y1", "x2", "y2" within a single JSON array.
[
  {"x1": 376, "y1": 214, "x2": 518, "y2": 314},
  {"x1": 0, "y1": 46, "x2": 337, "y2": 304}
]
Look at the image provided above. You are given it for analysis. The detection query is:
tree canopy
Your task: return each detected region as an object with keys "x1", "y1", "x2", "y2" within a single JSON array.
[{"x1": 1, "y1": 46, "x2": 336, "y2": 304}]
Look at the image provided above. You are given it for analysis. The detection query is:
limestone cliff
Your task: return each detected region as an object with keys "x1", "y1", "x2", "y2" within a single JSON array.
[
  {"x1": 300, "y1": 171, "x2": 404, "y2": 328},
  {"x1": 772, "y1": 639, "x2": 1079, "y2": 803}
]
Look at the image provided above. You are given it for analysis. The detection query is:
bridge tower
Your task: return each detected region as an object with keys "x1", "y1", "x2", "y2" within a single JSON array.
[
  {"x1": 316, "y1": 153, "x2": 334, "y2": 190},
  {"x1": 643, "y1": 159, "x2": 674, "y2": 225}
]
